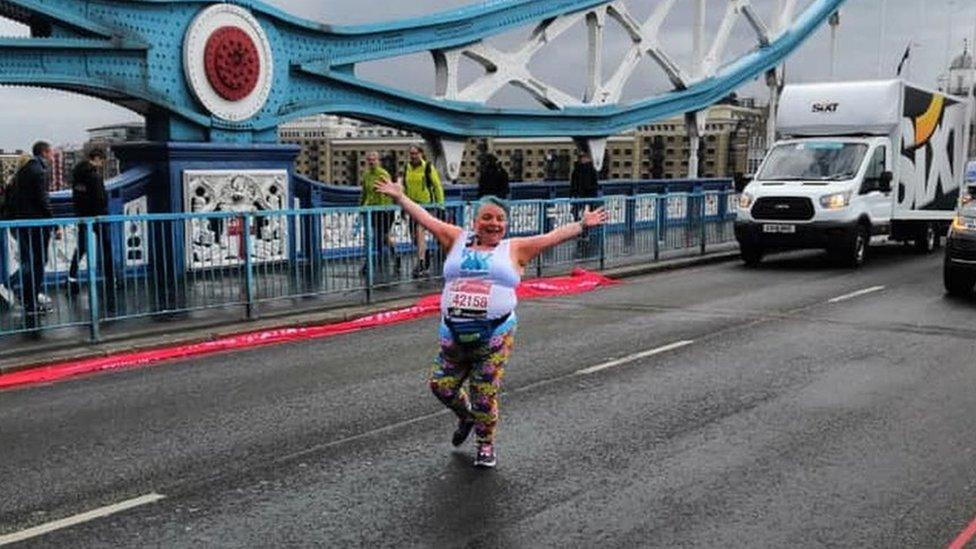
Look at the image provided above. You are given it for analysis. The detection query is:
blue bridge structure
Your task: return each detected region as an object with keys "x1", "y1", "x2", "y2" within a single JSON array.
[{"x1": 0, "y1": 0, "x2": 845, "y2": 339}]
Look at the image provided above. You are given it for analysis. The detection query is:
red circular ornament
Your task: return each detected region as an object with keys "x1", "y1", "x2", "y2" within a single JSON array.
[{"x1": 204, "y1": 26, "x2": 261, "y2": 101}]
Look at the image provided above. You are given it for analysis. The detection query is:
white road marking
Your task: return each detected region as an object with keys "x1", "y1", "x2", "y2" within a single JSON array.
[
  {"x1": 0, "y1": 493, "x2": 165, "y2": 546},
  {"x1": 827, "y1": 286, "x2": 886, "y2": 304},
  {"x1": 575, "y1": 340, "x2": 695, "y2": 376}
]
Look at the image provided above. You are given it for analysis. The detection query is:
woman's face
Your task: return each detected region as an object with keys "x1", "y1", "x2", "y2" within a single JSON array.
[{"x1": 473, "y1": 203, "x2": 508, "y2": 246}]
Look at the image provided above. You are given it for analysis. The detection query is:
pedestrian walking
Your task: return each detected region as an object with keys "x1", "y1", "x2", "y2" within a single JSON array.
[
  {"x1": 375, "y1": 178, "x2": 608, "y2": 467},
  {"x1": 569, "y1": 150, "x2": 602, "y2": 258},
  {"x1": 477, "y1": 153, "x2": 510, "y2": 199},
  {"x1": 360, "y1": 150, "x2": 398, "y2": 277},
  {"x1": 68, "y1": 146, "x2": 117, "y2": 312},
  {"x1": 6, "y1": 141, "x2": 55, "y2": 332},
  {"x1": 0, "y1": 153, "x2": 30, "y2": 218},
  {"x1": 402, "y1": 145, "x2": 444, "y2": 277}
]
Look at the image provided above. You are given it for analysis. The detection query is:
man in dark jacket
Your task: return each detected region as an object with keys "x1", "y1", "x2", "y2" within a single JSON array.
[
  {"x1": 569, "y1": 150, "x2": 602, "y2": 258},
  {"x1": 68, "y1": 147, "x2": 116, "y2": 310},
  {"x1": 8, "y1": 141, "x2": 55, "y2": 328},
  {"x1": 569, "y1": 150, "x2": 600, "y2": 199},
  {"x1": 477, "y1": 153, "x2": 510, "y2": 199}
]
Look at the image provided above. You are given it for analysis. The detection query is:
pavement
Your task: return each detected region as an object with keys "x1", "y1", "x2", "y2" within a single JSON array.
[
  {"x1": 0, "y1": 244, "x2": 739, "y2": 375},
  {"x1": 2, "y1": 243, "x2": 976, "y2": 547}
]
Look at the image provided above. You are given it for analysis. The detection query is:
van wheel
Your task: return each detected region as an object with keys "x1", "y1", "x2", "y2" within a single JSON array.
[
  {"x1": 842, "y1": 225, "x2": 868, "y2": 268},
  {"x1": 944, "y1": 256, "x2": 975, "y2": 296},
  {"x1": 914, "y1": 223, "x2": 936, "y2": 254},
  {"x1": 740, "y1": 243, "x2": 763, "y2": 267}
]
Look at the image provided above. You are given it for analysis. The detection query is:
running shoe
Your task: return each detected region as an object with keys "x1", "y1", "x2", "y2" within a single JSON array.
[
  {"x1": 452, "y1": 417, "x2": 475, "y2": 447},
  {"x1": 473, "y1": 443, "x2": 496, "y2": 468}
]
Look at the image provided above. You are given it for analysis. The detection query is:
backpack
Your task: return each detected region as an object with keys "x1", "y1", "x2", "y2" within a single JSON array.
[{"x1": 423, "y1": 161, "x2": 436, "y2": 202}]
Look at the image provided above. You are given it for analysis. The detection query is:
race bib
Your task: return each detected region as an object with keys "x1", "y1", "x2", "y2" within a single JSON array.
[{"x1": 446, "y1": 279, "x2": 492, "y2": 319}]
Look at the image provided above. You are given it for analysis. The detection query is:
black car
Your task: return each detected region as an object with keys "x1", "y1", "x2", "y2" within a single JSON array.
[{"x1": 944, "y1": 197, "x2": 976, "y2": 296}]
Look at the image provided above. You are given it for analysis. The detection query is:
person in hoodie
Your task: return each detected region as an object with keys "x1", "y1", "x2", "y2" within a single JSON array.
[{"x1": 68, "y1": 146, "x2": 117, "y2": 312}]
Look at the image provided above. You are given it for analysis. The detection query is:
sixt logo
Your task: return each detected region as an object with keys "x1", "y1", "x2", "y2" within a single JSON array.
[{"x1": 811, "y1": 102, "x2": 839, "y2": 113}]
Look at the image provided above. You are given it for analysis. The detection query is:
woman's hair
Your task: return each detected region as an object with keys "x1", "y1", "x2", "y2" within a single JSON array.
[{"x1": 475, "y1": 196, "x2": 510, "y2": 217}]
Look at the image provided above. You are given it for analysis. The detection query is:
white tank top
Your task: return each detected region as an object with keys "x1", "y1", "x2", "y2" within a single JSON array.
[{"x1": 440, "y1": 231, "x2": 520, "y2": 320}]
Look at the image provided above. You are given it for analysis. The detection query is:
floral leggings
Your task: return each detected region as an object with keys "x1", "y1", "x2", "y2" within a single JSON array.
[{"x1": 428, "y1": 325, "x2": 516, "y2": 444}]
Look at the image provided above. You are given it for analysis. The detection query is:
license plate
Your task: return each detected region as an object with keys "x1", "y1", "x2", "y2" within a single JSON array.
[{"x1": 763, "y1": 224, "x2": 796, "y2": 234}]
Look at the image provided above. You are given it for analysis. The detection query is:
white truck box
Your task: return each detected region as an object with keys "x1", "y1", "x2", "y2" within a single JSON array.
[{"x1": 736, "y1": 79, "x2": 972, "y2": 267}]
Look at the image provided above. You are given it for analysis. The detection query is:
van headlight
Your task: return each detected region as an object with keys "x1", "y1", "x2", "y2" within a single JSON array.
[
  {"x1": 819, "y1": 191, "x2": 852, "y2": 210},
  {"x1": 951, "y1": 215, "x2": 976, "y2": 233},
  {"x1": 738, "y1": 193, "x2": 754, "y2": 209}
]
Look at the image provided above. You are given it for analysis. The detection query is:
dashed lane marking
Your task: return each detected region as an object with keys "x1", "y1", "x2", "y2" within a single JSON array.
[
  {"x1": 826, "y1": 286, "x2": 886, "y2": 304},
  {"x1": 0, "y1": 493, "x2": 166, "y2": 546},
  {"x1": 574, "y1": 340, "x2": 695, "y2": 376}
]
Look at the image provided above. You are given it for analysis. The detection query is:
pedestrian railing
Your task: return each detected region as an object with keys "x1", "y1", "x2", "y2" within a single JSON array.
[{"x1": 0, "y1": 191, "x2": 737, "y2": 340}]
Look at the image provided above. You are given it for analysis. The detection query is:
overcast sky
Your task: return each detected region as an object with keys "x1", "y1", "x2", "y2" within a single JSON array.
[{"x1": 0, "y1": 0, "x2": 974, "y2": 152}]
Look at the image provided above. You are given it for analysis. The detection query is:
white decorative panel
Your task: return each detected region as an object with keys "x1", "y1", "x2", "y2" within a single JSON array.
[
  {"x1": 183, "y1": 170, "x2": 288, "y2": 269},
  {"x1": 635, "y1": 196, "x2": 657, "y2": 223},
  {"x1": 124, "y1": 195, "x2": 148, "y2": 267},
  {"x1": 322, "y1": 211, "x2": 362, "y2": 251},
  {"x1": 666, "y1": 195, "x2": 687, "y2": 220},
  {"x1": 5, "y1": 226, "x2": 76, "y2": 276},
  {"x1": 4, "y1": 229, "x2": 15, "y2": 276},
  {"x1": 704, "y1": 193, "x2": 719, "y2": 216},
  {"x1": 605, "y1": 195, "x2": 626, "y2": 226},
  {"x1": 727, "y1": 193, "x2": 739, "y2": 218}
]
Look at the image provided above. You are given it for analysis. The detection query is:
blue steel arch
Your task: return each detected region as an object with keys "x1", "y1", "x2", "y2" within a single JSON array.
[{"x1": 0, "y1": 0, "x2": 844, "y2": 142}]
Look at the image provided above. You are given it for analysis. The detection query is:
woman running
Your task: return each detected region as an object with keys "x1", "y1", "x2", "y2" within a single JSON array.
[{"x1": 376, "y1": 178, "x2": 608, "y2": 467}]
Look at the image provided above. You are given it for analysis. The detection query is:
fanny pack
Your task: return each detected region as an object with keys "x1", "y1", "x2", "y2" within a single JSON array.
[{"x1": 444, "y1": 314, "x2": 510, "y2": 349}]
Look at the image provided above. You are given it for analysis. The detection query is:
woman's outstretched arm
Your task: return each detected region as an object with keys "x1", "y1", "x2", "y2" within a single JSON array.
[
  {"x1": 511, "y1": 207, "x2": 608, "y2": 267},
  {"x1": 375, "y1": 178, "x2": 463, "y2": 250}
]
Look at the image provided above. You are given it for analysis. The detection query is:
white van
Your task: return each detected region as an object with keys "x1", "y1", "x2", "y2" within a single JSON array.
[{"x1": 735, "y1": 80, "x2": 971, "y2": 267}]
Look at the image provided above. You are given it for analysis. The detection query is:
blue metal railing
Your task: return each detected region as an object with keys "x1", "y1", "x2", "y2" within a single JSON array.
[{"x1": 0, "y1": 191, "x2": 737, "y2": 340}]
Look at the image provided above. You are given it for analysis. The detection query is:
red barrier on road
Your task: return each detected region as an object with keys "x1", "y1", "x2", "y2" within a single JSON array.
[{"x1": 0, "y1": 269, "x2": 617, "y2": 390}]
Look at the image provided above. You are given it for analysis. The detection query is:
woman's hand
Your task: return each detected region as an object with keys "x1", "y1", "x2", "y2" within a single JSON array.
[
  {"x1": 374, "y1": 178, "x2": 405, "y2": 202},
  {"x1": 582, "y1": 206, "x2": 609, "y2": 228}
]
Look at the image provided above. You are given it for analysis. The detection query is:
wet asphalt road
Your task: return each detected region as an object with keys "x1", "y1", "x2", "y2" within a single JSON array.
[{"x1": 2, "y1": 245, "x2": 976, "y2": 548}]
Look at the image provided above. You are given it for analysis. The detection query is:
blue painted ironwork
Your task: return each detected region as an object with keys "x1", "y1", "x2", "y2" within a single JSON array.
[
  {"x1": 0, "y1": 191, "x2": 737, "y2": 339},
  {"x1": 0, "y1": 0, "x2": 844, "y2": 143}
]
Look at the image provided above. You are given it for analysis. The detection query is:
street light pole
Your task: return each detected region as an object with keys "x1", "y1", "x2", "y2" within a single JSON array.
[
  {"x1": 947, "y1": 0, "x2": 956, "y2": 72},
  {"x1": 829, "y1": 10, "x2": 840, "y2": 81},
  {"x1": 969, "y1": 5, "x2": 976, "y2": 160},
  {"x1": 687, "y1": 0, "x2": 707, "y2": 179},
  {"x1": 877, "y1": 0, "x2": 887, "y2": 78}
]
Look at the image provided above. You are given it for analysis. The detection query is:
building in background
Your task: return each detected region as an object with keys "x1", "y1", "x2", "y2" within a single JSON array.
[
  {"x1": 944, "y1": 44, "x2": 976, "y2": 160},
  {"x1": 279, "y1": 115, "x2": 416, "y2": 182},
  {"x1": 4, "y1": 147, "x2": 73, "y2": 191},
  {"x1": 85, "y1": 122, "x2": 147, "y2": 179},
  {"x1": 49, "y1": 148, "x2": 68, "y2": 191},
  {"x1": 0, "y1": 149, "x2": 25, "y2": 185},
  {"x1": 635, "y1": 100, "x2": 766, "y2": 181},
  {"x1": 281, "y1": 99, "x2": 767, "y2": 186}
]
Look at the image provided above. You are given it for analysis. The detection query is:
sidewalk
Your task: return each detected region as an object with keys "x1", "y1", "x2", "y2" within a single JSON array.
[{"x1": 0, "y1": 244, "x2": 740, "y2": 375}]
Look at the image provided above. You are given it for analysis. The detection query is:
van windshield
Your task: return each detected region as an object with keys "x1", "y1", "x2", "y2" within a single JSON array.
[{"x1": 757, "y1": 142, "x2": 869, "y2": 181}]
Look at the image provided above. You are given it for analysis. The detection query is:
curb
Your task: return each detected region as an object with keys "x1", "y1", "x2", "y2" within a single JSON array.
[
  {"x1": 603, "y1": 249, "x2": 741, "y2": 279},
  {"x1": 0, "y1": 248, "x2": 741, "y2": 376}
]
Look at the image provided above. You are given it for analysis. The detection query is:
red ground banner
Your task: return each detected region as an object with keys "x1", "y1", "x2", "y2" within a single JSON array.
[{"x1": 0, "y1": 269, "x2": 617, "y2": 390}]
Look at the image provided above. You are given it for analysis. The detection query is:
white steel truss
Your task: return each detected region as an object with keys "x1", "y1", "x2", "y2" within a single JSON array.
[{"x1": 428, "y1": 0, "x2": 808, "y2": 177}]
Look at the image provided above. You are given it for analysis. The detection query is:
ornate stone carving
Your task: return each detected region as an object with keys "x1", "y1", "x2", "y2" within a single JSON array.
[{"x1": 183, "y1": 170, "x2": 288, "y2": 269}]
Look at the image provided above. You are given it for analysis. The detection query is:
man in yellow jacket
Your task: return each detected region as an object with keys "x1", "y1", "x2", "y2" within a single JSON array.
[
  {"x1": 360, "y1": 151, "x2": 396, "y2": 275},
  {"x1": 402, "y1": 145, "x2": 444, "y2": 277}
]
